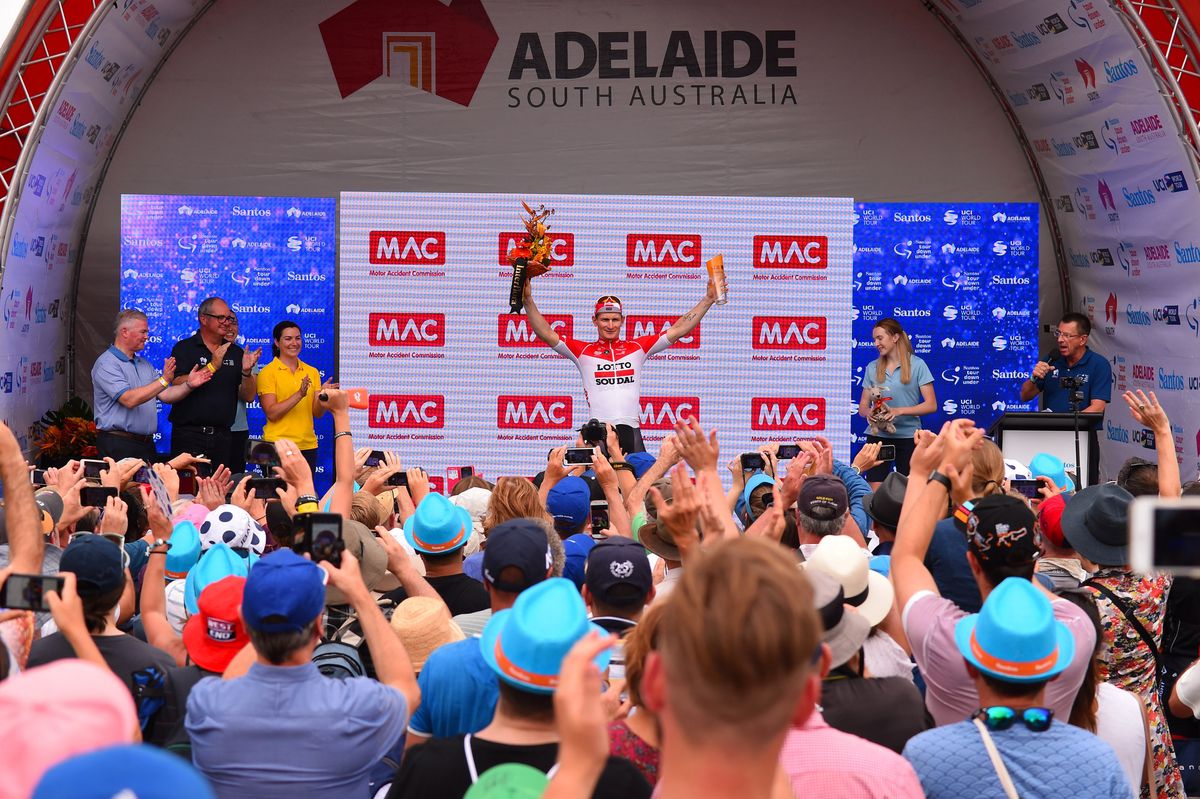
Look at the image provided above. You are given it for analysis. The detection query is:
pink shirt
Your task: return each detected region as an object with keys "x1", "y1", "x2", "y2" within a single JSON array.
[
  {"x1": 902, "y1": 589, "x2": 1095, "y2": 726},
  {"x1": 779, "y1": 711, "x2": 925, "y2": 798}
]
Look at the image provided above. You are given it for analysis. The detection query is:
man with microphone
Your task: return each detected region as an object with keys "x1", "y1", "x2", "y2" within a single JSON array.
[{"x1": 1019, "y1": 312, "x2": 1111, "y2": 413}]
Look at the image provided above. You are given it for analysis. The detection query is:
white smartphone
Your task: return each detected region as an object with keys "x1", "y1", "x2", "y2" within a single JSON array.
[{"x1": 1129, "y1": 497, "x2": 1200, "y2": 576}]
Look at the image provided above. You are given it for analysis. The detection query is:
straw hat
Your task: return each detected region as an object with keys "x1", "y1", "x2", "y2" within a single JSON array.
[{"x1": 390, "y1": 597, "x2": 466, "y2": 671}]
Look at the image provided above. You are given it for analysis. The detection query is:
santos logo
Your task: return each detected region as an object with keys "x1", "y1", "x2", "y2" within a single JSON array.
[
  {"x1": 1106, "y1": 421, "x2": 1131, "y2": 443},
  {"x1": 753, "y1": 235, "x2": 827, "y2": 269},
  {"x1": 369, "y1": 395, "x2": 445, "y2": 429},
  {"x1": 368, "y1": 313, "x2": 445, "y2": 346},
  {"x1": 497, "y1": 395, "x2": 573, "y2": 429},
  {"x1": 626, "y1": 315, "x2": 699, "y2": 348},
  {"x1": 498, "y1": 313, "x2": 573, "y2": 347},
  {"x1": 639, "y1": 397, "x2": 700, "y2": 430},
  {"x1": 499, "y1": 232, "x2": 575, "y2": 266},
  {"x1": 369, "y1": 231, "x2": 446, "y2": 265},
  {"x1": 751, "y1": 316, "x2": 826, "y2": 350},
  {"x1": 751, "y1": 397, "x2": 825, "y2": 431},
  {"x1": 626, "y1": 234, "x2": 700, "y2": 268}
]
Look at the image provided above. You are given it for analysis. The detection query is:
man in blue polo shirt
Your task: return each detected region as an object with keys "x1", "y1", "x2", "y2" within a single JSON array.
[
  {"x1": 1019, "y1": 312, "x2": 1111, "y2": 413},
  {"x1": 92, "y1": 309, "x2": 213, "y2": 461}
]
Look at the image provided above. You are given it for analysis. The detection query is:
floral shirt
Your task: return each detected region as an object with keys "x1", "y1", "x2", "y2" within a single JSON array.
[
  {"x1": 608, "y1": 718, "x2": 659, "y2": 787},
  {"x1": 1087, "y1": 568, "x2": 1183, "y2": 799}
]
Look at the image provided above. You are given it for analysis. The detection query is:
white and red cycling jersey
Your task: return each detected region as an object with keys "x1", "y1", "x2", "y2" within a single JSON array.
[{"x1": 552, "y1": 333, "x2": 672, "y2": 426}]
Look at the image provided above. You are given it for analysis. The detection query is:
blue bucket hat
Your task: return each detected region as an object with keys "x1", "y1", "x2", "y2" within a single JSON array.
[
  {"x1": 404, "y1": 493, "x2": 472, "y2": 556},
  {"x1": 164, "y1": 521, "x2": 201, "y2": 581},
  {"x1": 184, "y1": 543, "x2": 250, "y2": 615},
  {"x1": 1028, "y1": 452, "x2": 1076, "y2": 494},
  {"x1": 954, "y1": 577, "x2": 1074, "y2": 683},
  {"x1": 480, "y1": 577, "x2": 610, "y2": 694}
]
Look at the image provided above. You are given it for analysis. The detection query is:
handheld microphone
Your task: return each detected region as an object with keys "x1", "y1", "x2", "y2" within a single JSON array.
[{"x1": 1041, "y1": 349, "x2": 1057, "y2": 366}]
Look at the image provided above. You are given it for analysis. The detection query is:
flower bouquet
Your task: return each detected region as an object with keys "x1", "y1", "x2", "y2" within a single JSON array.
[{"x1": 506, "y1": 201, "x2": 554, "y2": 313}]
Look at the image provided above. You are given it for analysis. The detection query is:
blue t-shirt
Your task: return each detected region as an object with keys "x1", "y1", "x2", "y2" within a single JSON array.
[
  {"x1": 926, "y1": 518, "x2": 982, "y2": 614},
  {"x1": 862, "y1": 356, "x2": 934, "y2": 439},
  {"x1": 904, "y1": 717, "x2": 1132, "y2": 799},
  {"x1": 407, "y1": 636, "x2": 498, "y2": 738},
  {"x1": 1034, "y1": 348, "x2": 1112, "y2": 413},
  {"x1": 92, "y1": 346, "x2": 161, "y2": 435},
  {"x1": 186, "y1": 662, "x2": 408, "y2": 798}
]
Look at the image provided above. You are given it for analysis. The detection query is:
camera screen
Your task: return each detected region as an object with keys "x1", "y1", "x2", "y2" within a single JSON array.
[
  {"x1": 312, "y1": 524, "x2": 340, "y2": 562},
  {"x1": 565, "y1": 448, "x2": 594, "y2": 465},
  {"x1": 1154, "y1": 508, "x2": 1200, "y2": 569},
  {"x1": 1009, "y1": 479, "x2": 1041, "y2": 499},
  {"x1": 365, "y1": 450, "x2": 385, "y2": 467},
  {"x1": 2, "y1": 574, "x2": 62, "y2": 612},
  {"x1": 247, "y1": 440, "x2": 279, "y2": 467}
]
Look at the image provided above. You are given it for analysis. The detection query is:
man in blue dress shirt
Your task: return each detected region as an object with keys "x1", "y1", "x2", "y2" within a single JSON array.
[
  {"x1": 91, "y1": 309, "x2": 212, "y2": 461},
  {"x1": 1019, "y1": 312, "x2": 1111, "y2": 413}
]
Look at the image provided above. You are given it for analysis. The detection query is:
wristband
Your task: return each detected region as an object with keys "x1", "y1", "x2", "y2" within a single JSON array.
[
  {"x1": 296, "y1": 501, "x2": 320, "y2": 514},
  {"x1": 611, "y1": 462, "x2": 633, "y2": 473},
  {"x1": 927, "y1": 471, "x2": 952, "y2": 491},
  {"x1": 334, "y1": 431, "x2": 352, "y2": 441},
  {"x1": 297, "y1": 494, "x2": 319, "y2": 505},
  {"x1": 953, "y1": 500, "x2": 975, "y2": 526},
  {"x1": 206, "y1": 362, "x2": 217, "y2": 374},
  {"x1": 157, "y1": 376, "x2": 169, "y2": 388}
]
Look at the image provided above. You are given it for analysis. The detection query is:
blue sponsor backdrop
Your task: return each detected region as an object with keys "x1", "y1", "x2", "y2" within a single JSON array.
[
  {"x1": 120, "y1": 195, "x2": 337, "y2": 486},
  {"x1": 851, "y1": 202, "x2": 1040, "y2": 448}
]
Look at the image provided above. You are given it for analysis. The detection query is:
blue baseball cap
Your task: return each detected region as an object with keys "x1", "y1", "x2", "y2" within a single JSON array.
[
  {"x1": 954, "y1": 577, "x2": 1074, "y2": 683},
  {"x1": 164, "y1": 521, "x2": 201, "y2": 581},
  {"x1": 184, "y1": 543, "x2": 251, "y2": 616},
  {"x1": 480, "y1": 577, "x2": 610, "y2": 694},
  {"x1": 1028, "y1": 452, "x2": 1076, "y2": 494},
  {"x1": 404, "y1": 493, "x2": 472, "y2": 555},
  {"x1": 737, "y1": 472, "x2": 776, "y2": 518},
  {"x1": 241, "y1": 549, "x2": 325, "y2": 633},
  {"x1": 561, "y1": 533, "x2": 595, "y2": 590},
  {"x1": 33, "y1": 744, "x2": 215, "y2": 798},
  {"x1": 624, "y1": 452, "x2": 657, "y2": 479},
  {"x1": 546, "y1": 476, "x2": 591, "y2": 530}
]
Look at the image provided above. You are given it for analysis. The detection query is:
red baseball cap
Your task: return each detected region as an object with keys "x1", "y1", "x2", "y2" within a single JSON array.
[
  {"x1": 182, "y1": 575, "x2": 248, "y2": 673},
  {"x1": 1037, "y1": 493, "x2": 1069, "y2": 549}
]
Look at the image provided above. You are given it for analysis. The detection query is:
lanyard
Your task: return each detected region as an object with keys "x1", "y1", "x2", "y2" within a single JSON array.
[{"x1": 464, "y1": 734, "x2": 561, "y2": 784}]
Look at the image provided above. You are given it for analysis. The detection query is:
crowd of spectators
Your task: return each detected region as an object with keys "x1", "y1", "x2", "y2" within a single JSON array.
[{"x1": 3, "y1": 371, "x2": 1200, "y2": 799}]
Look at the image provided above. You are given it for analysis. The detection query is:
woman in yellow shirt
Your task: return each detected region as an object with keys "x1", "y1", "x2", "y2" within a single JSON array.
[{"x1": 257, "y1": 320, "x2": 334, "y2": 469}]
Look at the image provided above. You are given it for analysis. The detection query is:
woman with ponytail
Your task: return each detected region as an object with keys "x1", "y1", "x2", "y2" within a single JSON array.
[
  {"x1": 857, "y1": 318, "x2": 936, "y2": 487},
  {"x1": 257, "y1": 320, "x2": 332, "y2": 470}
]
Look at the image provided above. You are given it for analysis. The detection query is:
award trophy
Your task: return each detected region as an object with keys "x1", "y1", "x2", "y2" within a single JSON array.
[{"x1": 506, "y1": 201, "x2": 554, "y2": 313}]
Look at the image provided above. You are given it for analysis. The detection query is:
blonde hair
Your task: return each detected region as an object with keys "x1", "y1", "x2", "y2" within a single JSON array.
[
  {"x1": 873, "y1": 318, "x2": 915, "y2": 385},
  {"x1": 350, "y1": 492, "x2": 385, "y2": 530},
  {"x1": 657, "y1": 538, "x2": 820, "y2": 746},
  {"x1": 482, "y1": 477, "x2": 552, "y2": 535},
  {"x1": 971, "y1": 439, "x2": 1006, "y2": 498}
]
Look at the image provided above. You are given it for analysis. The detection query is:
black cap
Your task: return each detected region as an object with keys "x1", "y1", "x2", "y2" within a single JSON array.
[
  {"x1": 965, "y1": 495, "x2": 1038, "y2": 568},
  {"x1": 585, "y1": 538, "x2": 652, "y2": 607},
  {"x1": 483, "y1": 519, "x2": 553, "y2": 593},
  {"x1": 60, "y1": 535, "x2": 125, "y2": 596}
]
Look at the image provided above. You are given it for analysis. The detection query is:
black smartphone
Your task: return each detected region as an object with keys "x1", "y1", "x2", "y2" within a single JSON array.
[
  {"x1": 293, "y1": 512, "x2": 344, "y2": 566},
  {"x1": 565, "y1": 447, "x2": 594, "y2": 465},
  {"x1": 192, "y1": 461, "x2": 214, "y2": 478},
  {"x1": 80, "y1": 485, "x2": 118, "y2": 507},
  {"x1": 246, "y1": 438, "x2": 280, "y2": 469},
  {"x1": 365, "y1": 450, "x2": 386, "y2": 468},
  {"x1": 178, "y1": 471, "x2": 198, "y2": 496},
  {"x1": 249, "y1": 477, "x2": 286, "y2": 500},
  {"x1": 878, "y1": 444, "x2": 897, "y2": 462},
  {"x1": 1009, "y1": 479, "x2": 1042, "y2": 500},
  {"x1": 776, "y1": 445, "x2": 801, "y2": 460},
  {"x1": 81, "y1": 459, "x2": 107, "y2": 482},
  {"x1": 1, "y1": 573, "x2": 64, "y2": 612},
  {"x1": 1131, "y1": 498, "x2": 1200, "y2": 575},
  {"x1": 740, "y1": 452, "x2": 766, "y2": 472},
  {"x1": 386, "y1": 472, "x2": 408, "y2": 487},
  {"x1": 30, "y1": 469, "x2": 47, "y2": 486},
  {"x1": 591, "y1": 500, "x2": 609, "y2": 538}
]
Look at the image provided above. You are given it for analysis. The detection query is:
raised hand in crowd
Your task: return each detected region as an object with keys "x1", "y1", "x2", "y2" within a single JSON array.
[
  {"x1": 405, "y1": 467, "x2": 430, "y2": 508},
  {"x1": 151, "y1": 462, "x2": 180, "y2": 502},
  {"x1": 1123, "y1": 388, "x2": 1180, "y2": 498},
  {"x1": 100, "y1": 457, "x2": 144, "y2": 491},
  {"x1": 544, "y1": 632, "x2": 618, "y2": 799},
  {"x1": 229, "y1": 474, "x2": 256, "y2": 513},
  {"x1": 242, "y1": 346, "x2": 262, "y2": 374},
  {"x1": 196, "y1": 475, "x2": 226, "y2": 511},
  {"x1": 360, "y1": 451, "x2": 403, "y2": 496},
  {"x1": 650, "y1": 462, "x2": 702, "y2": 561},
  {"x1": 673, "y1": 415, "x2": 719, "y2": 473},
  {"x1": 96, "y1": 495, "x2": 129, "y2": 538},
  {"x1": 273, "y1": 437, "x2": 316, "y2": 499},
  {"x1": 852, "y1": 440, "x2": 882, "y2": 475},
  {"x1": 757, "y1": 441, "x2": 780, "y2": 478},
  {"x1": 591, "y1": 447, "x2": 633, "y2": 538},
  {"x1": 167, "y1": 452, "x2": 210, "y2": 472}
]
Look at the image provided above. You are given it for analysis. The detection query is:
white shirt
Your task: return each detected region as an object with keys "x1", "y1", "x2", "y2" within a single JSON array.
[{"x1": 1095, "y1": 681, "x2": 1146, "y2": 790}]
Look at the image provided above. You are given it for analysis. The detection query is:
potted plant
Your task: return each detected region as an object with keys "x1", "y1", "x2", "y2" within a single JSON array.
[{"x1": 32, "y1": 396, "x2": 97, "y2": 467}]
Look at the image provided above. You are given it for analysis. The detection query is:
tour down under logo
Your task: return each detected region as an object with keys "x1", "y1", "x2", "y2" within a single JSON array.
[{"x1": 319, "y1": 0, "x2": 498, "y2": 106}]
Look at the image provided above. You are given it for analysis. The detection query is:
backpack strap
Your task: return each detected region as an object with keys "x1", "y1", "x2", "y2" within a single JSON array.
[{"x1": 1083, "y1": 578, "x2": 1165, "y2": 681}]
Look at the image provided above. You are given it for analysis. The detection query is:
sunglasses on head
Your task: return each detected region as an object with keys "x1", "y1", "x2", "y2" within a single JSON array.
[{"x1": 975, "y1": 706, "x2": 1053, "y2": 732}]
